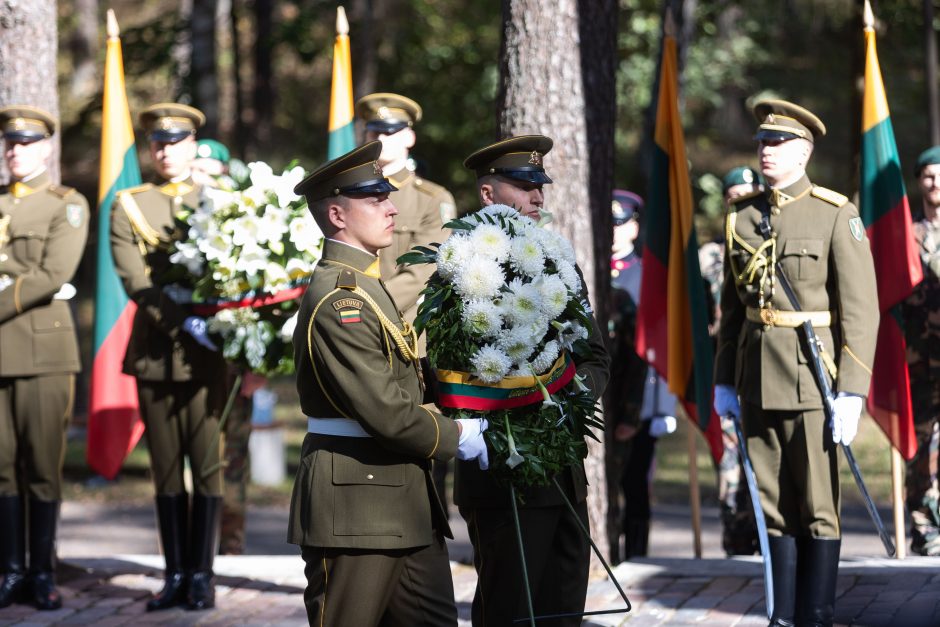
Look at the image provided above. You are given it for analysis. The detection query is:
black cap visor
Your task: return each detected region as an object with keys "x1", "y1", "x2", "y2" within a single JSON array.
[
  {"x1": 2, "y1": 131, "x2": 46, "y2": 143},
  {"x1": 755, "y1": 129, "x2": 801, "y2": 143},
  {"x1": 365, "y1": 120, "x2": 410, "y2": 135},
  {"x1": 492, "y1": 167, "x2": 553, "y2": 185},
  {"x1": 339, "y1": 178, "x2": 398, "y2": 196},
  {"x1": 149, "y1": 129, "x2": 194, "y2": 143}
]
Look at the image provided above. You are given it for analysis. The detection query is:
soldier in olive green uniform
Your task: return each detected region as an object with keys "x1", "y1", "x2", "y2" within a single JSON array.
[
  {"x1": 0, "y1": 107, "x2": 88, "y2": 611},
  {"x1": 714, "y1": 100, "x2": 879, "y2": 626},
  {"x1": 110, "y1": 104, "x2": 228, "y2": 611},
  {"x1": 356, "y1": 92, "x2": 458, "y2": 515},
  {"x1": 456, "y1": 135, "x2": 611, "y2": 626},
  {"x1": 902, "y1": 146, "x2": 940, "y2": 556},
  {"x1": 288, "y1": 142, "x2": 488, "y2": 627}
]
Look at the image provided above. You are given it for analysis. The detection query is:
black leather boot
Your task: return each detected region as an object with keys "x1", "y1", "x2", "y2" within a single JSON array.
[
  {"x1": 767, "y1": 535, "x2": 797, "y2": 627},
  {"x1": 187, "y1": 494, "x2": 222, "y2": 610},
  {"x1": 0, "y1": 495, "x2": 27, "y2": 607},
  {"x1": 796, "y1": 537, "x2": 841, "y2": 627},
  {"x1": 146, "y1": 494, "x2": 189, "y2": 611},
  {"x1": 28, "y1": 498, "x2": 62, "y2": 610}
]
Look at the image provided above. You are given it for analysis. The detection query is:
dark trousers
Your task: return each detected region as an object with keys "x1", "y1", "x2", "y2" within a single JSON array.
[
  {"x1": 0, "y1": 374, "x2": 73, "y2": 500},
  {"x1": 138, "y1": 380, "x2": 228, "y2": 496},
  {"x1": 620, "y1": 421, "x2": 656, "y2": 524},
  {"x1": 300, "y1": 539, "x2": 457, "y2": 627},
  {"x1": 460, "y1": 500, "x2": 590, "y2": 627}
]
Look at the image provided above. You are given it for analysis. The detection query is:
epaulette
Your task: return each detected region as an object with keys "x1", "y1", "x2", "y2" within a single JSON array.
[
  {"x1": 121, "y1": 183, "x2": 154, "y2": 196},
  {"x1": 811, "y1": 186, "x2": 848, "y2": 207},
  {"x1": 729, "y1": 189, "x2": 762, "y2": 205},
  {"x1": 414, "y1": 176, "x2": 447, "y2": 197},
  {"x1": 336, "y1": 269, "x2": 357, "y2": 290},
  {"x1": 47, "y1": 184, "x2": 75, "y2": 199}
]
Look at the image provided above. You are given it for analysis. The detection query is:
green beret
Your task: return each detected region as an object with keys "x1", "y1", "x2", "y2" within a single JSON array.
[
  {"x1": 722, "y1": 166, "x2": 761, "y2": 193},
  {"x1": 294, "y1": 141, "x2": 397, "y2": 201},
  {"x1": 916, "y1": 146, "x2": 940, "y2": 175},
  {"x1": 196, "y1": 139, "x2": 230, "y2": 164}
]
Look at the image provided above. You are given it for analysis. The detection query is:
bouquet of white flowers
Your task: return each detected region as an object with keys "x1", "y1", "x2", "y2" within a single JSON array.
[
  {"x1": 161, "y1": 162, "x2": 323, "y2": 375},
  {"x1": 401, "y1": 205, "x2": 602, "y2": 490}
]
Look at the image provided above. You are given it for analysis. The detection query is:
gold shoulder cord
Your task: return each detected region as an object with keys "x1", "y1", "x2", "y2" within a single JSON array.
[
  {"x1": 351, "y1": 286, "x2": 420, "y2": 362},
  {"x1": 727, "y1": 211, "x2": 777, "y2": 307},
  {"x1": 119, "y1": 192, "x2": 162, "y2": 256}
]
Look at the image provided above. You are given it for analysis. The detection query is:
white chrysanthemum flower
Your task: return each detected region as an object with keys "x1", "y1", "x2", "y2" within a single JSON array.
[
  {"x1": 289, "y1": 215, "x2": 323, "y2": 253},
  {"x1": 279, "y1": 311, "x2": 299, "y2": 340},
  {"x1": 169, "y1": 242, "x2": 205, "y2": 275},
  {"x1": 469, "y1": 224, "x2": 511, "y2": 263},
  {"x1": 509, "y1": 234, "x2": 545, "y2": 277},
  {"x1": 436, "y1": 234, "x2": 473, "y2": 279},
  {"x1": 461, "y1": 299, "x2": 503, "y2": 338},
  {"x1": 501, "y1": 278, "x2": 544, "y2": 326},
  {"x1": 535, "y1": 274, "x2": 569, "y2": 320},
  {"x1": 531, "y1": 339, "x2": 560, "y2": 374},
  {"x1": 556, "y1": 320, "x2": 589, "y2": 350},
  {"x1": 474, "y1": 203, "x2": 520, "y2": 222},
  {"x1": 555, "y1": 260, "x2": 582, "y2": 294},
  {"x1": 453, "y1": 256, "x2": 505, "y2": 300},
  {"x1": 470, "y1": 344, "x2": 512, "y2": 384},
  {"x1": 496, "y1": 327, "x2": 537, "y2": 365}
]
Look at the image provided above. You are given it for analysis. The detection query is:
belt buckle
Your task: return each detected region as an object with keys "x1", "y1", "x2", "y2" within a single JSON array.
[{"x1": 760, "y1": 308, "x2": 776, "y2": 327}]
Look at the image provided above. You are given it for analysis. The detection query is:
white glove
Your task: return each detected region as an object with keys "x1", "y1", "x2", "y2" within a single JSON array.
[
  {"x1": 649, "y1": 415, "x2": 677, "y2": 438},
  {"x1": 714, "y1": 384, "x2": 741, "y2": 418},
  {"x1": 182, "y1": 316, "x2": 218, "y2": 351},
  {"x1": 831, "y1": 393, "x2": 863, "y2": 446},
  {"x1": 455, "y1": 418, "x2": 489, "y2": 470}
]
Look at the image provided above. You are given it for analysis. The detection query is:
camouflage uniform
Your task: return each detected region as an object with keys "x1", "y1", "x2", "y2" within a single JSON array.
[
  {"x1": 903, "y1": 215, "x2": 940, "y2": 556},
  {"x1": 700, "y1": 241, "x2": 758, "y2": 556}
]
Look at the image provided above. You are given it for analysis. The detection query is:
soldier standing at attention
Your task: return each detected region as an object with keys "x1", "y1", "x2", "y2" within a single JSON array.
[
  {"x1": 356, "y1": 93, "x2": 458, "y2": 514},
  {"x1": 902, "y1": 146, "x2": 940, "y2": 556},
  {"x1": 288, "y1": 141, "x2": 487, "y2": 627},
  {"x1": 714, "y1": 100, "x2": 879, "y2": 626},
  {"x1": 457, "y1": 135, "x2": 610, "y2": 626},
  {"x1": 0, "y1": 106, "x2": 88, "y2": 611},
  {"x1": 110, "y1": 104, "x2": 228, "y2": 611}
]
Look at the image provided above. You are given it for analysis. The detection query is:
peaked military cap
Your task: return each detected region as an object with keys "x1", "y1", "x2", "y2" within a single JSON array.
[
  {"x1": 294, "y1": 141, "x2": 397, "y2": 201},
  {"x1": 464, "y1": 135, "x2": 554, "y2": 185},
  {"x1": 612, "y1": 189, "x2": 643, "y2": 226},
  {"x1": 722, "y1": 166, "x2": 762, "y2": 194},
  {"x1": 0, "y1": 105, "x2": 56, "y2": 142},
  {"x1": 753, "y1": 99, "x2": 826, "y2": 143},
  {"x1": 356, "y1": 93, "x2": 422, "y2": 134},
  {"x1": 916, "y1": 145, "x2": 940, "y2": 175},
  {"x1": 140, "y1": 103, "x2": 205, "y2": 142}
]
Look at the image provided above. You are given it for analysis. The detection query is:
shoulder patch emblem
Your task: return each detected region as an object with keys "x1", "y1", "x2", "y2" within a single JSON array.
[
  {"x1": 848, "y1": 216, "x2": 865, "y2": 242},
  {"x1": 66, "y1": 203, "x2": 84, "y2": 228},
  {"x1": 332, "y1": 298, "x2": 363, "y2": 311},
  {"x1": 338, "y1": 309, "x2": 362, "y2": 324}
]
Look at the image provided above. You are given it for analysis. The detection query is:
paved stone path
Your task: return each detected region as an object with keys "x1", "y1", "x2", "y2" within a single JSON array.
[{"x1": 0, "y1": 502, "x2": 935, "y2": 625}]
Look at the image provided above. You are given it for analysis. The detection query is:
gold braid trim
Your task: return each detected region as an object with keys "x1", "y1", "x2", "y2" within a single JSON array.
[
  {"x1": 119, "y1": 192, "x2": 162, "y2": 249},
  {"x1": 350, "y1": 286, "x2": 420, "y2": 363},
  {"x1": 727, "y1": 211, "x2": 777, "y2": 307}
]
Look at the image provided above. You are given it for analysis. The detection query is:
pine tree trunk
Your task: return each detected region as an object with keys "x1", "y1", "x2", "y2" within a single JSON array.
[
  {"x1": 68, "y1": 0, "x2": 98, "y2": 101},
  {"x1": 0, "y1": 0, "x2": 60, "y2": 182},
  {"x1": 498, "y1": 0, "x2": 618, "y2": 570},
  {"x1": 191, "y1": 0, "x2": 220, "y2": 138}
]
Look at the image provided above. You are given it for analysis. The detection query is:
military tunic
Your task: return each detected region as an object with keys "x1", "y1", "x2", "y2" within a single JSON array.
[
  {"x1": 454, "y1": 261, "x2": 610, "y2": 626},
  {"x1": 0, "y1": 171, "x2": 87, "y2": 501},
  {"x1": 902, "y1": 214, "x2": 940, "y2": 554},
  {"x1": 715, "y1": 175, "x2": 879, "y2": 538},
  {"x1": 380, "y1": 167, "x2": 454, "y2": 327},
  {"x1": 110, "y1": 177, "x2": 228, "y2": 496},
  {"x1": 288, "y1": 239, "x2": 459, "y2": 626}
]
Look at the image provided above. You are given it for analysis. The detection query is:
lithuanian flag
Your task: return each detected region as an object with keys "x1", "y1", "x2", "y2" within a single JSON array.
[
  {"x1": 859, "y1": 3, "x2": 922, "y2": 459},
  {"x1": 87, "y1": 10, "x2": 144, "y2": 479},
  {"x1": 636, "y1": 27, "x2": 722, "y2": 462},
  {"x1": 327, "y1": 6, "x2": 355, "y2": 160}
]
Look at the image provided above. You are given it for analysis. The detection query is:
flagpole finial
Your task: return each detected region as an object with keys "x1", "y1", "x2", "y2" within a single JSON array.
[
  {"x1": 664, "y1": 7, "x2": 676, "y2": 38},
  {"x1": 863, "y1": 0, "x2": 875, "y2": 31},
  {"x1": 106, "y1": 8, "x2": 120, "y2": 39},
  {"x1": 336, "y1": 6, "x2": 349, "y2": 36}
]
